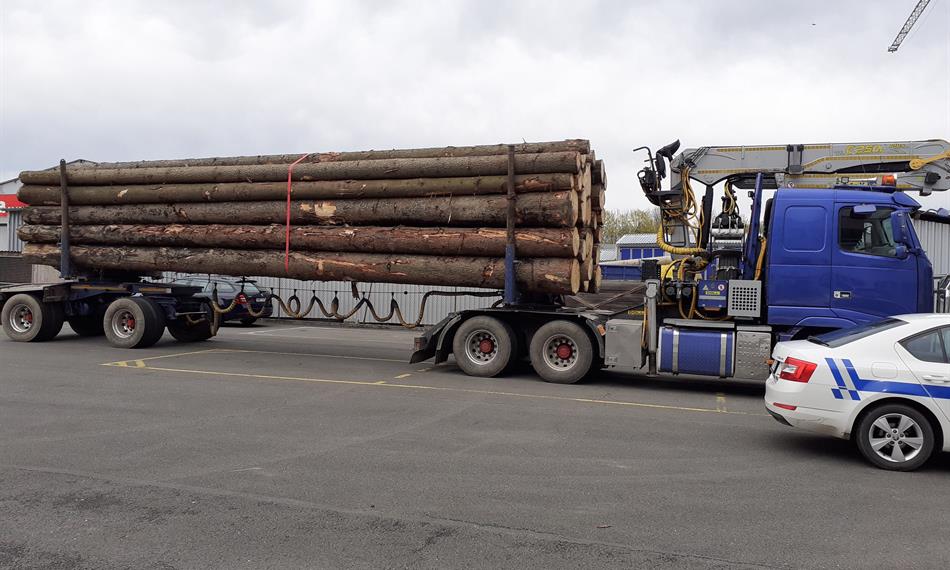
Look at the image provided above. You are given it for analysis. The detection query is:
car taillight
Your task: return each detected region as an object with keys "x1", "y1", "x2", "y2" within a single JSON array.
[
  {"x1": 773, "y1": 402, "x2": 797, "y2": 411},
  {"x1": 778, "y1": 357, "x2": 817, "y2": 383},
  {"x1": 237, "y1": 293, "x2": 249, "y2": 305}
]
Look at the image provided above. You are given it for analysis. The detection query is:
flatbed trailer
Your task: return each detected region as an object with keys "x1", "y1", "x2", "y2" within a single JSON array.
[{"x1": 0, "y1": 280, "x2": 215, "y2": 347}]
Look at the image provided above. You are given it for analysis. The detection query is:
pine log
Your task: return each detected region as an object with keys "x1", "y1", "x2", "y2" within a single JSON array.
[
  {"x1": 591, "y1": 183, "x2": 605, "y2": 211},
  {"x1": 19, "y1": 152, "x2": 582, "y2": 186},
  {"x1": 592, "y1": 159, "x2": 606, "y2": 186},
  {"x1": 581, "y1": 229, "x2": 594, "y2": 260},
  {"x1": 90, "y1": 140, "x2": 592, "y2": 169},
  {"x1": 581, "y1": 257, "x2": 595, "y2": 281},
  {"x1": 18, "y1": 173, "x2": 577, "y2": 206},
  {"x1": 18, "y1": 224, "x2": 580, "y2": 258},
  {"x1": 23, "y1": 191, "x2": 578, "y2": 228},
  {"x1": 22, "y1": 244, "x2": 580, "y2": 294},
  {"x1": 591, "y1": 266, "x2": 602, "y2": 293}
]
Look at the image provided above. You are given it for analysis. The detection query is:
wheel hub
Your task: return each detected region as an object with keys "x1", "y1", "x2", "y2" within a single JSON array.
[
  {"x1": 868, "y1": 413, "x2": 923, "y2": 463},
  {"x1": 111, "y1": 310, "x2": 138, "y2": 339},
  {"x1": 465, "y1": 330, "x2": 499, "y2": 365},
  {"x1": 556, "y1": 343, "x2": 574, "y2": 360},
  {"x1": 10, "y1": 304, "x2": 34, "y2": 333},
  {"x1": 543, "y1": 335, "x2": 579, "y2": 370}
]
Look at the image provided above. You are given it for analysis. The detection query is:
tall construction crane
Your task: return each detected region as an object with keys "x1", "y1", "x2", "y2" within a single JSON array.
[{"x1": 888, "y1": 0, "x2": 932, "y2": 52}]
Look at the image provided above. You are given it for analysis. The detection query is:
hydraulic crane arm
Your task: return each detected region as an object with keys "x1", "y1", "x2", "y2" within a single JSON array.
[
  {"x1": 666, "y1": 139, "x2": 950, "y2": 195},
  {"x1": 636, "y1": 138, "x2": 950, "y2": 258}
]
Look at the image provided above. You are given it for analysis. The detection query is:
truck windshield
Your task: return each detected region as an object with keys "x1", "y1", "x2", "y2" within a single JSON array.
[{"x1": 807, "y1": 318, "x2": 907, "y2": 348}]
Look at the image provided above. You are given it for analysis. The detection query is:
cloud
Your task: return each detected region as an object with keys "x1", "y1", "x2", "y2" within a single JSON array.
[{"x1": 1, "y1": 0, "x2": 947, "y2": 211}]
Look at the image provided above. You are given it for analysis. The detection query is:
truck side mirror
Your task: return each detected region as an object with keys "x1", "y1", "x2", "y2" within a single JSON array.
[
  {"x1": 894, "y1": 244, "x2": 908, "y2": 259},
  {"x1": 890, "y1": 210, "x2": 911, "y2": 246}
]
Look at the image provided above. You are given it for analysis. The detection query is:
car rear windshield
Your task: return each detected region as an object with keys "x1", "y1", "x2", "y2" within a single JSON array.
[
  {"x1": 240, "y1": 283, "x2": 262, "y2": 294},
  {"x1": 807, "y1": 318, "x2": 907, "y2": 348}
]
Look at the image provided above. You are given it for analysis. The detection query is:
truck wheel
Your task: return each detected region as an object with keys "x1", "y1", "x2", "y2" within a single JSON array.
[
  {"x1": 855, "y1": 404, "x2": 936, "y2": 471},
  {"x1": 1, "y1": 294, "x2": 64, "y2": 342},
  {"x1": 68, "y1": 310, "x2": 106, "y2": 337},
  {"x1": 452, "y1": 316, "x2": 515, "y2": 377},
  {"x1": 168, "y1": 318, "x2": 214, "y2": 343},
  {"x1": 529, "y1": 320, "x2": 594, "y2": 384},
  {"x1": 103, "y1": 297, "x2": 166, "y2": 349}
]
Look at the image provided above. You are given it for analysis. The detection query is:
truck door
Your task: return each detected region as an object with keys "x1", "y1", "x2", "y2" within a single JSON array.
[
  {"x1": 831, "y1": 205, "x2": 918, "y2": 322},
  {"x1": 765, "y1": 193, "x2": 834, "y2": 325}
]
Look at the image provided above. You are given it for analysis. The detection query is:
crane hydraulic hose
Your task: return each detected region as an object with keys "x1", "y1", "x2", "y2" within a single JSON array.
[{"x1": 657, "y1": 167, "x2": 706, "y2": 256}]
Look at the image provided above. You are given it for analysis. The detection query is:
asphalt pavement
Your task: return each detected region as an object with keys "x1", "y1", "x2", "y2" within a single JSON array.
[{"x1": 1, "y1": 320, "x2": 948, "y2": 569}]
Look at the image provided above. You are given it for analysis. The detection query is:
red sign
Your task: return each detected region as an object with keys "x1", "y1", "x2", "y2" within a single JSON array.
[{"x1": 0, "y1": 194, "x2": 25, "y2": 218}]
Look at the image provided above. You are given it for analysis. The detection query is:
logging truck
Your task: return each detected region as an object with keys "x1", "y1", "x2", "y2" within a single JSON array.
[
  {"x1": 411, "y1": 140, "x2": 950, "y2": 382},
  {"x1": 2, "y1": 139, "x2": 949, "y2": 386}
]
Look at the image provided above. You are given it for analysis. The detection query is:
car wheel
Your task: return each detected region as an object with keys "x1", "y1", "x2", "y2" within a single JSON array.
[
  {"x1": 452, "y1": 316, "x2": 515, "y2": 377},
  {"x1": 103, "y1": 297, "x2": 166, "y2": 349},
  {"x1": 1, "y1": 294, "x2": 64, "y2": 342},
  {"x1": 167, "y1": 318, "x2": 214, "y2": 343},
  {"x1": 855, "y1": 404, "x2": 936, "y2": 471},
  {"x1": 529, "y1": 320, "x2": 594, "y2": 384},
  {"x1": 240, "y1": 317, "x2": 257, "y2": 326}
]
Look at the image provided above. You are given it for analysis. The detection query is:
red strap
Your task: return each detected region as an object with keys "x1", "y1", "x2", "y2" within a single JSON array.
[{"x1": 286, "y1": 153, "x2": 311, "y2": 272}]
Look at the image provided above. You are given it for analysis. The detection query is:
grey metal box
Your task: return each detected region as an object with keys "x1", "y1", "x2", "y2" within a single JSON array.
[
  {"x1": 727, "y1": 279, "x2": 762, "y2": 318},
  {"x1": 604, "y1": 319, "x2": 644, "y2": 370},
  {"x1": 734, "y1": 326, "x2": 772, "y2": 380}
]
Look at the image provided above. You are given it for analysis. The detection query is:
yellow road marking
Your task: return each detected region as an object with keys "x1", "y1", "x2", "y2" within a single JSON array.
[
  {"x1": 108, "y1": 362, "x2": 764, "y2": 417},
  {"x1": 394, "y1": 373, "x2": 412, "y2": 379},
  {"x1": 133, "y1": 360, "x2": 146, "y2": 368},
  {"x1": 101, "y1": 348, "x2": 224, "y2": 367},
  {"x1": 716, "y1": 392, "x2": 727, "y2": 412}
]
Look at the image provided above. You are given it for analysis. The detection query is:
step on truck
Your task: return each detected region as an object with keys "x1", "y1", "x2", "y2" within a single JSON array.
[{"x1": 411, "y1": 140, "x2": 950, "y2": 383}]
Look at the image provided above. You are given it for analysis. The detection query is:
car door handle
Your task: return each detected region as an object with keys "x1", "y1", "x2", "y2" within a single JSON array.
[{"x1": 923, "y1": 375, "x2": 949, "y2": 383}]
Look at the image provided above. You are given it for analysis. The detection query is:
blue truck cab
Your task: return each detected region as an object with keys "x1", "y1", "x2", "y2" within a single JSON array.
[{"x1": 765, "y1": 188, "x2": 932, "y2": 332}]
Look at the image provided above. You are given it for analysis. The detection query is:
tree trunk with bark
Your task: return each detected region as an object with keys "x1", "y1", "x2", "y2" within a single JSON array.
[
  {"x1": 19, "y1": 152, "x2": 582, "y2": 185},
  {"x1": 19, "y1": 224, "x2": 581, "y2": 258},
  {"x1": 89, "y1": 140, "x2": 592, "y2": 169},
  {"x1": 17, "y1": 173, "x2": 578, "y2": 206},
  {"x1": 23, "y1": 244, "x2": 580, "y2": 294}
]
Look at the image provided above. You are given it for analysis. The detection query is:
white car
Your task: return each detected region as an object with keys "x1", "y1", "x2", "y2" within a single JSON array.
[{"x1": 766, "y1": 313, "x2": 950, "y2": 471}]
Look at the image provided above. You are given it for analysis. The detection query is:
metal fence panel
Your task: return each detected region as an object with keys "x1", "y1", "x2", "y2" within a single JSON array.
[
  {"x1": 1, "y1": 209, "x2": 24, "y2": 253},
  {"x1": 163, "y1": 273, "x2": 500, "y2": 326}
]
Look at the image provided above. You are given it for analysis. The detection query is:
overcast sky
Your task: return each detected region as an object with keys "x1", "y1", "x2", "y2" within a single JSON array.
[{"x1": 1, "y1": 0, "x2": 948, "y2": 211}]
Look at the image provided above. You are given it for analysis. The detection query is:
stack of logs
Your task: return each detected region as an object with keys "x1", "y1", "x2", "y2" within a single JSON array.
[{"x1": 17, "y1": 140, "x2": 605, "y2": 295}]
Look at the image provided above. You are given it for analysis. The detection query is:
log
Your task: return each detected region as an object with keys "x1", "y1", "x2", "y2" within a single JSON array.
[
  {"x1": 591, "y1": 183, "x2": 605, "y2": 211},
  {"x1": 22, "y1": 244, "x2": 580, "y2": 294},
  {"x1": 90, "y1": 140, "x2": 592, "y2": 169},
  {"x1": 591, "y1": 266, "x2": 602, "y2": 293},
  {"x1": 17, "y1": 173, "x2": 578, "y2": 206},
  {"x1": 592, "y1": 159, "x2": 606, "y2": 186},
  {"x1": 19, "y1": 152, "x2": 582, "y2": 186},
  {"x1": 19, "y1": 224, "x2": 580, "y2": 258},
  {"x1": 581, "y1": 257, "x2": 595, "y2": 281},
  {"x1": 23, "y1": 191, "x2": 577, "y2": 228}
]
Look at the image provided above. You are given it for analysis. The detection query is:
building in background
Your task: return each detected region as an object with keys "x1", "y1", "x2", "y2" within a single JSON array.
[
  {"x1": 914, "y1": 209, "x2": 950, "y2": 279},
  {"x1": 616, "y1": 233, "x2": 664, "y2": 260}
]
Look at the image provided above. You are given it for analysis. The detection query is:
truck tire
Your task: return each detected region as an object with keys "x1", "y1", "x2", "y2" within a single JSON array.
[
  {"x1": 1, "y1": 294, "x2": 64, "y2": 342},
  {"x1": 452, "y1": 316, "x2": 516, "y2": 377},
  {"x1": 103, "y1": 297, "x2": 166, "y2": 349},
  {"x1": 529, "y1": 320, "x2": 594, "y2": 384},
  {"x1": 168, "y1": 318, "x2": 214, "y2": 343},
  {"x1": 855, "y1": 403, "x2": 936, "y2": 471},
  {"x1": 68, "y1": 309, "x2": 106, "y2": 337}
]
